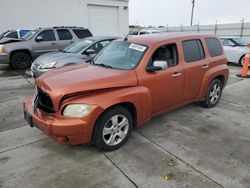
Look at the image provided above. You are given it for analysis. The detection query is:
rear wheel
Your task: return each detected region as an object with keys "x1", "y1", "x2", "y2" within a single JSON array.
[
  {"x1": 94, "y1": 106, "x2": 133, "y2": 151},
  {"x1": 10, "y1": 52, "x2": 31, "y2": 70},
  {"x1": 201, "y1": 79, "x2": 223, "y2": 108}
]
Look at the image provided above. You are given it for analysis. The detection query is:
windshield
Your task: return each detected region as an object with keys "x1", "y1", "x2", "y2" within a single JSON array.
[
  {"x1": 233, "y1": 38, "x2": 249, "y2": 46},
  {"x1": 93, "y1": 41, "x2": 147, "y2": 70},
  {"x1": 22, "y1": 30, "x2": 38, "y2": 40},
  {"x1": 64, "y1": 39, "x2": 93, "y2": 53}
]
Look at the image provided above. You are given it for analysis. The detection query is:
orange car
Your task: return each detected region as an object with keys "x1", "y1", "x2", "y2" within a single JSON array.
[{"x1": 23, "y1": 33, "x2": 229, "y2": 151}]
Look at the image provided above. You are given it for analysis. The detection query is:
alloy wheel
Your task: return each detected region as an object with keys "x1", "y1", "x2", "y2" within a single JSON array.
[
  {"x1": 209, "y1": 83, "x2": 221, "y2": 104},
  {"x1": 102, "y1": 114, "x2": 129, "y2": 146}
]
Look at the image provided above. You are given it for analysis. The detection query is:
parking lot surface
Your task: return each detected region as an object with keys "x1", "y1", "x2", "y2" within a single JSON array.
[{"x1": 0, "y1": 65, "x2": 249, "y2": 188}]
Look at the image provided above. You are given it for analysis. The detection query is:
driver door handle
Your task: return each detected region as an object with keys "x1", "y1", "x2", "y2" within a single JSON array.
[
  {"x1": 202, "y1": 64, "x2": 209, "y2": 69},
  {"x1": 51, "y1": 42, "x2": 56, "y2": 45},
  {"x1": 172, "y1": 72, "x2": 182, "y2": 78}
]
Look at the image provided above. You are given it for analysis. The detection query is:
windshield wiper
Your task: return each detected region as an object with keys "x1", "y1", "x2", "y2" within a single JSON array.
[{"x1": 94, "y1": 63, "x2": 113, "y2": 69}]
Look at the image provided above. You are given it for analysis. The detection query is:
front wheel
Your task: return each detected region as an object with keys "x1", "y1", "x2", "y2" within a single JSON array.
[
  {"x1": 10, "y1": 52, "x2": 32, "y2": 70},
  {"x1": 94, "y1": 106, "x2": 133, "y2": 151},
  {"x1": 201, "y1": 79, "x2": 223, "y2": 108}
]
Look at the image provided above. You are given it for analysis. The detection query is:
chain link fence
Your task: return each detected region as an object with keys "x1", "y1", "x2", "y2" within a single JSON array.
[{"x1": 131, "y1": 22, "x2": 250, "y2": 39}]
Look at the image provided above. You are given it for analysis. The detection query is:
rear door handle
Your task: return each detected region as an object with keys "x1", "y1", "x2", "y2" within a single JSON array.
[
  {"x1": 51, "y1": 42, "x2": 56, "y2": 45},
  {"x1": 172, "y1": 72, "x2": 182, "y2": 78},
  {"x1": 202, "y1": 65, "x2": 209, "y2": 69}
]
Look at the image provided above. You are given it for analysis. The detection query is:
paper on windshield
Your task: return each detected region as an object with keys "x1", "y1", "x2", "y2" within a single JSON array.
[{"x1": 129, "y1": 43, "x2": 146, "y2": 52}]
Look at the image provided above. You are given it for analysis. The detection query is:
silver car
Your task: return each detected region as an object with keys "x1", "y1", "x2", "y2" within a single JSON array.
[
  {"x1": 220, "y1": 37, "x2": 250, "y2": 66},
  {"x1": 31, "y1": 36, "x2": 119, "y2": 78},
  {"x1": 0, "y1": 26, "x2": 92, "y2": 70}
]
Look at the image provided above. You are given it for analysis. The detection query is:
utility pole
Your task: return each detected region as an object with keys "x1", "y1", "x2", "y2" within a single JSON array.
[
  {"x1": 240, "y1": 18, "x2": 244, "y2": 37},
  {"x1": 190, "y1": 0, "x2": 195, "y2": 26}
]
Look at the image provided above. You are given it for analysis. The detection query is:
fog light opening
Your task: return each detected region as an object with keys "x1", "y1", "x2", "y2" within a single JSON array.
[{"x1": 56, "y1": 136, "x2": 69, "y2": 143}]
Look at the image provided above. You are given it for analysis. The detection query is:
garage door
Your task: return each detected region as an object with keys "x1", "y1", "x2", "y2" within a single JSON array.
[{"x1": 88, "y1": 5, "x2": 119, "y2": 36}]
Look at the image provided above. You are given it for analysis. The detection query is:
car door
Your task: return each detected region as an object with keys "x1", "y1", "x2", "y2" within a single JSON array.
[
  {"x1": 32, "y1": 29, "x2": 59, "y2": 58},
  {"x1": 220, "y1": 38, "x2": 237, "y2": 62},
  {"x1": 181, "y1": 39, "x2": 208, "y2": 101},
  {"x1": 138, "y1": 43, "x2": 184, "y2": 115},
  {"x1": 56, "y1": 29, "x2": 75, "y2": 50}
]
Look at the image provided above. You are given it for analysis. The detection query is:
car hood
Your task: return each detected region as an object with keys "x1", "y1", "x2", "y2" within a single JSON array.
[
  {"x1": 33, "y1": 52, "x2": 84, "y2": 66},
  {"x1": 36, "y1": 63, "x2": 138, "y2": 111},
  {"x1": 0, "y1": 37, "x2": 23, "y2": 44}
]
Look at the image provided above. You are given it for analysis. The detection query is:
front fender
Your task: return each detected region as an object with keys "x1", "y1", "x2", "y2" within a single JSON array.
[
  {"x1": 61, "y1": 86, "x2": 152, "y2": 137},
  {"x1": 197, "y1": 64, "x2": 229, "y2": 99}
]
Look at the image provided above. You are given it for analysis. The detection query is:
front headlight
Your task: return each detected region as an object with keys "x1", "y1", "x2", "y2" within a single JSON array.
[
  {"x1": 39, "y1": 61, "x2": 57, "y2": 69},
  {"x1": 63, "y1": 104, "x2": 91, "y2": 117},
  {"x1": 0, "y1": 45, "x2": 4, "y2": 53}
]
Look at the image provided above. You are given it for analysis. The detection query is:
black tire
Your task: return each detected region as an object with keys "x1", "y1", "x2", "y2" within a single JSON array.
[
  {"x1": 10, "y1": 52, "x2": 32, "y2": 70},
  {"x1": 201, "y1": 79, "x2": 223, "y2": 108},
  {"x1": 238, "y1": 55, "x2": 250, "y2": 68},
  {"x1": 239, "y1": 55, "x2": 245, "y2": 66},
  {"x1": 94, "y1": 106, "x2": 133, "y2": 151}
]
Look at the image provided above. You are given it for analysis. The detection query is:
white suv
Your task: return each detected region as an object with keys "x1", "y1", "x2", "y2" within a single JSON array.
[{"x1": 220, "y1": 36, "x2": 249, "y2": 66}]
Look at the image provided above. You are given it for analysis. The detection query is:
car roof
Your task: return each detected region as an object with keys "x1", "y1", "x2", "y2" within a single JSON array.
[
  {"x1": 219, "y1": 36, "x2": 241, "y2": 39},
  {"x1": 34, "y1": 26, "x2": 88, "y2": 30},
  {"x1": 118, "y1": 32, "x2": 217, "y2": 46},
  {"x1": 140, "y1": 29, "x2": 160, "y2": 32},
  {"x1": 84, "y1": 36, "x2": 120, "y2": 41}
]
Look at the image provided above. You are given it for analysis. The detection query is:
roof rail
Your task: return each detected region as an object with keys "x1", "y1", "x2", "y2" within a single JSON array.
[{"x1": 53, "y1": 26, "x2": 85, "y2": 29}]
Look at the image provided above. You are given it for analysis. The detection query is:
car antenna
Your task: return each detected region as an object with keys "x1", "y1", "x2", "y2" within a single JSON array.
[{"x1": 124, "y1": 20, "x2": 139, "y2": 41}]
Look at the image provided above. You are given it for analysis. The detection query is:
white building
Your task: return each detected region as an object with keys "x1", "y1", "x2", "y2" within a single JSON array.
[{"x1": 0, "y1": 0, "x2": 129, "y2": 36}]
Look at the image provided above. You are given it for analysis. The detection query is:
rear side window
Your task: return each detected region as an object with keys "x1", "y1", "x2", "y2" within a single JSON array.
[
  {"x1": 57, "y1": 29, "x2": 73, "y2": 40},
  {"x1": 182, "y1": 40, "x2": 205, "y2": 63},
  {"x1": 73, "y1": 29, "x2": 92, "y2": 39},
  {"x1": 6, "y1": 31, "x2": 18, "y2": 38},
  {"x1": 206, "y1": 38, "x2": 223, "y2": 57}
]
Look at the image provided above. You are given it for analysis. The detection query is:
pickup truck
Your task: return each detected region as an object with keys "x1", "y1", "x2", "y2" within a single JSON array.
[
  {"x1": 23, "y1": 33, "x2": 229, "y2": 151},
  {"x1": 0, "y1": 26, "x2": 92, "y2": 69}
]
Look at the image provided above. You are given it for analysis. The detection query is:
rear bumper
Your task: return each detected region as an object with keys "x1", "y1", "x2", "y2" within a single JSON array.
[
  {"x1": 23, "y1": 96, "x2": 102, "y2": 145},
  {"x1": 0, "y1": 53, "x2": 9, "y2": 64}
]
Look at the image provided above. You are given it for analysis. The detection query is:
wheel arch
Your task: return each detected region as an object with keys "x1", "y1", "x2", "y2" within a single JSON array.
[
  {"x1": 10, "y1": 49, "x2": 33, "y2": 62},
  {"x1": 88, "y1": 87, "x2": 152, "y2": 144},
  {"x1": 239, "y1": 54, "x2": 246, "y2": 65},
  {"x1": 91, "y1": 101, "x2": 137, "y2": 144},
  {"x1": 197, "y1": 64, "x2": 229, "y2": 99},
  {"x1": 213, "y1": 75, "x2": 225, "y2": 87}
]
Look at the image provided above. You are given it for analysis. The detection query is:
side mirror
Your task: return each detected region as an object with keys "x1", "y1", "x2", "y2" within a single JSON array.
[
  {"x1": 147, "y1": 60, "x2": 168, "y2": 72},
  {"x1": 84, "y1": 49, "x2": 96, "y2": 55},
  {"x1": 36, "y1": 36, "x2": 43, "y2": 42}
]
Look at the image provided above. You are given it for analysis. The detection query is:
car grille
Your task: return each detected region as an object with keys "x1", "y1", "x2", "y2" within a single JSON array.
[{"x1": 36, "y1": 87, "x2": 55, "y2": 113}]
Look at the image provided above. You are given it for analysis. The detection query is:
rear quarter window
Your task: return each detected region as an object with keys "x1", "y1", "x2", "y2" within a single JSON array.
[
  {"x1": 6, "y1": 31, "x2": 18, "y2": 38},
  {"x1": 205, "y1": 38, "x2": 223, "y2": 57},
  {"x1": 182, "y1": 39, "x2": 205, "y2": 63},
  {"x1": 73, "y1": 29, "x2": 92, "y2": 39}
]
